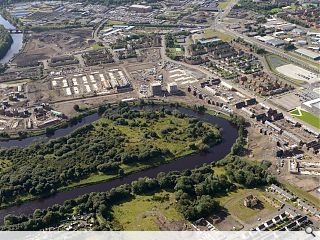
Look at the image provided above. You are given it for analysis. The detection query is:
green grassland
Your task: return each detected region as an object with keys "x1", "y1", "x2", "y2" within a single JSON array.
[
  {"x1": 59, "y1": 174, "x2": 118, "y2": 192},
  {"x1": 290, "y1": 108, "x2": 320, "y2": 129},
  {"x1": 217, "y1": 188, "x2": 277, "y2": 224},
  {"x1": 0, "y1": 108, "x2": 222, "y2": 209},
  {"x1": 112, "y1": 190, "x2": 186, "y2": 230},
  {"x1": 107, "y1": 20, "x2": 127, "y2": 26},
  {"x1": 91, "y1": 43, "x2": 105, "y2": 50},
  {"x1": 61, "y1": 113, "x2": 220, "y2": 191},
  {"x1": 219, "y1": 0, "x2": 231, "y2": 10},
  {"x1": 102, "y1": 115, "x2": 219, "y2": 157},
  {"x1": 166, "y1": 47, "x2": 184, "y2": 59},
  {"x1": 203, "y1": 29, "x2": 234, "y2": 42}
]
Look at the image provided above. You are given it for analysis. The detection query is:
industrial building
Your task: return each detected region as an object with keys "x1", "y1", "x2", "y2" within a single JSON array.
[
  {"x1": 129, "y1": 4, "x2": 152, "y2": 13},
  {"x1": 302, "y1": 98, "x2": 320, "y2": 116},
  {"x1": 295, "y1": 48, "x2": 320, "y2": 61}
]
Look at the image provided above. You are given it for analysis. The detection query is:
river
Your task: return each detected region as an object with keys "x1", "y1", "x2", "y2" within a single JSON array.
[
  {"x1": 0, "y1": 14, "x2": 24, "y2": 64},
  {"x1": 0, "y1": 113, "x2": 101, "y2": 148},
  {"x1": 0, "y1": 105, "x2": 239, "y2": 223}
]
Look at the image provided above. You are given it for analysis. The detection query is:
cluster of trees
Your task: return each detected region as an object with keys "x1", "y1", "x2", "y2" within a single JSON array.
[
  {"x1": 165, "y1": 33, "x2": 178, "y2": 48},
  {"x1": 174, "y1": 166, "x2": 234, "y2": 220},
  {"x1": 0, "y1": 108, "x2": 275, "y2": 230},
  {"x1": 229, "y1": 114, "x2": 247, "y2": 156},
  {"x1": 279, "y1": 15, "x2": 310, "y2": 28},
  {"x1": 1, "y1": 184, "x2": 133, "y2": 230},
  {"x1": 2, "y1": 152, "x2": 275, "y2": 230},
  {"x1": 1, "y1": 163, "x2": 235, "y2": 230},
  {"x1": 0, "y1": 63, "x2": 7, "y2": 73},
  {"x1": 0, "y1": 25, "x2": 13, "y2": 60},
  {"x1": 217, "y1": 156, "x2": 276, "y2": 188},
  {"x1": 0, "y1": 104, "x2": 221, "y2": 205}
]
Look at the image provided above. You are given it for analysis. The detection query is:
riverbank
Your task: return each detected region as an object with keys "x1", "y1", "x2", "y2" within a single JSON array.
[
  {"x1": 0, "y1": 102, "x2": 222, "y2": 207},
  {"x1": 0, "y1": 11, "x2": 24, "y2": 64},
  {"x1": 0, "y1": 109, "x2": 97, "y2": 144},
  {"x1": 0, "y1": 25, "x2": 13, "y2": 60},
  {"x1": 0, "y1": 99, "x2": 229, "y2": 145},
  {"x1": 0, "y1": 103, "x2": 238, "y2": 222}
]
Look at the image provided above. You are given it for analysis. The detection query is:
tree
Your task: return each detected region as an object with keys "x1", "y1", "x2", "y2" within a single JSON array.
[
  {"x1": 256, "y1": 48, "x2": 266, "y2": 55},
  {"x1": 174, "y1": 176, "x2": 194, "y2": 195},
  {"x1": 73, "y1": 104, "x2": 80, "y2": 112},
  {"x1": 45, "y1": 127, "x2": 55, "y2": 135},
  {"x1": 195, "y1": 195, "x2": 219, "y2": 217}
]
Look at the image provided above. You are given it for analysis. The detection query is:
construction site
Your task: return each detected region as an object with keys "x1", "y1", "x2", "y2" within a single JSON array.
[{"x1": 50, "y1": 68, "x2": 132, "y2": 98}]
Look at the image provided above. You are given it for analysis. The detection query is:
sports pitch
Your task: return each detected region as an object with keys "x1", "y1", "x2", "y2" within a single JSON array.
[{"x1": 290, "y1": 108, "x2": 320, "y2": 129}]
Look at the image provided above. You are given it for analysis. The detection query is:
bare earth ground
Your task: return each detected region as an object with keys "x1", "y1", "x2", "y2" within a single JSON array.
[
  {"x1": 246, "y1": 126, "x2": 277, "y2": 162},
  {"x1": 14, "y1": 28, "x2": 93, "y2": 64}
]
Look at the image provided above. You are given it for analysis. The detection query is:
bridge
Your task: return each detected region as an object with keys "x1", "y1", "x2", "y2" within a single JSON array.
[{"x1": 7, "y1": 29, "x2": 24, "y2": 34}]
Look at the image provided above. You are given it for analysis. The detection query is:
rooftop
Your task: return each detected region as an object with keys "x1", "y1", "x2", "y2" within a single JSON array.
[
  {"x1": 303, "y1": 98, "x2": 320, "y2": 110},
  {"x1": 295, "y1": 48, "x2": 320, "y2": 59},
  {"x1": 130, "y1": 4, "x2": 151, "y2": 9},
  {"x1": 198, "y1": 38, "x2": 222, "y2": 44}
]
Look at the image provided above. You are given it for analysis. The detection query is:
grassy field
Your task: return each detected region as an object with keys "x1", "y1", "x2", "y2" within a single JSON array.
[
  {"x1": 107, "y1": 20, "x2": 127, "y2": 26},
  {"x1": 217, "y1": 188, "x2": 277, "y2": 224},
  {"x1": 91, "y1": 43, "x2": 105, "y2": 50},
  {"x1": 218, "y1": 0, "x2": 231, "y2": 9},
  {"x1": 290, "y1": 108, "x2": 320, "y2": 129},
  {"x1": 282, "y1": 182, "x2": 320, "y2": 208},
  {"x1": 166, "y1": 47, "x2": 184, "y2": 59},
  {"x1": 112, "y1": 190, "x2": 186, "y2": 230},
  {"x1": 203, "y1": 29, "x2": 234, "y2": 42},
  {"x1": 206, "y1": 109, "x2": 231, "y2": 120}
]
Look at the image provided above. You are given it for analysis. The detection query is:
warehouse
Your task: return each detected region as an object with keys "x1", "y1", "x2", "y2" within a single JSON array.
[
  {"x1": 302, "y1": 98, "x2": 320, "y2": 116},
  {"x1": 266, "y1": 39, "x2": 285, "y2": 47},
  {"x1": 129, "y1": 4, "x2": 152, "y2": 13},
  {"x1": 295, "y1": 48, "x2": 320, "y2": 61}
]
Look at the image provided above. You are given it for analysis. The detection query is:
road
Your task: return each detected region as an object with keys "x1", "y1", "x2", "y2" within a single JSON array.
[
  {"x1": 209, "y1": 0, "x2": 319, "y2": 74},
  {"x1": 159, "y1": 3, "x2": 320, "y2": 133},
  {"x1": 218, "y1": 25, "x2": 320, "y2": 74}
]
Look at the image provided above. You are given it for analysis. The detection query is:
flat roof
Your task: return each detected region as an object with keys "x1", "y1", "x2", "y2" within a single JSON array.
[
  {"x1": 303, "y1": 98, "x2": 320, "y2": 110},
  {"x1": 198, "y1": 38, "x2": 222, "y2": 44},
  {"x1": 266, "y1": 39, "x2": 285, "y2": 45},
  {"x1": 130, "y1": 4, "x2": 151, "y2": 8},
  {"x1": 151, "y1": 82, "x2": 161, "y2": 86},
  {"x1": 295, "y1": 48, "x2": 320, "y2": 59},
  {"x1": 254, "y1": 35, "x2": 274, "y2": 42}
]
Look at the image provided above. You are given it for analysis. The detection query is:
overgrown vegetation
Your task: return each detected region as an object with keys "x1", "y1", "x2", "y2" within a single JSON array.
[
  {"x1": 0, "y1": 155, "x2": 275, "y2": 230},
  {"x1": 0, "y1": 25, "x2": 13, "y2": 60},
  {"x1": 0, "y1": 102, "x2": 276, "y2": 230},
  {"x1": 0, "y1": 103, "x2": 221, "y2": 206}
]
